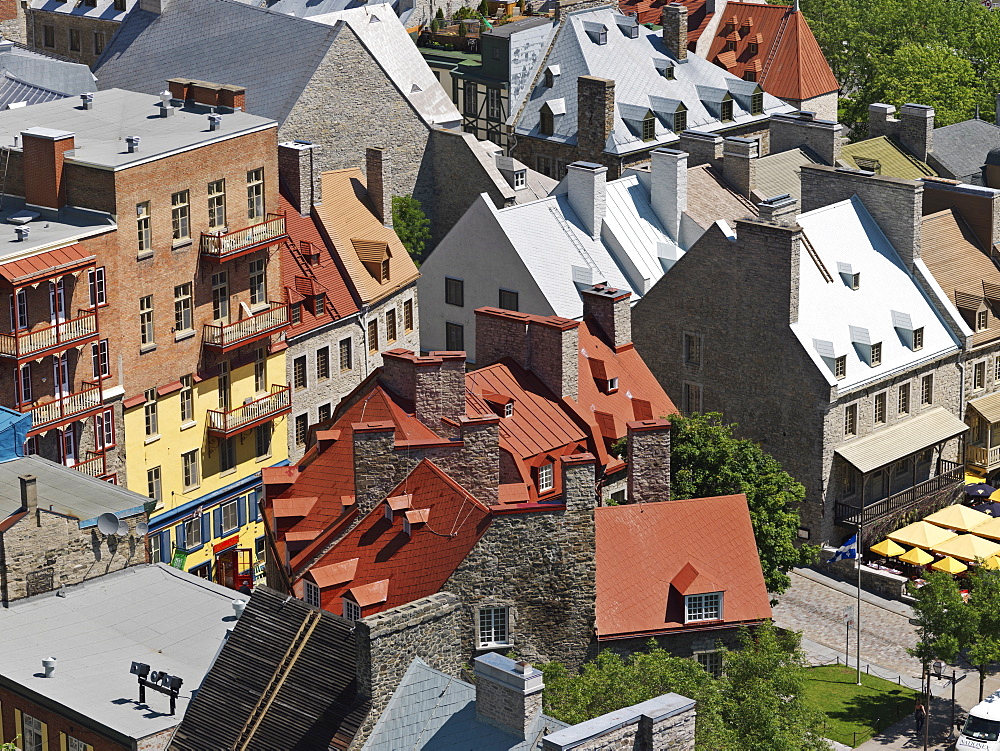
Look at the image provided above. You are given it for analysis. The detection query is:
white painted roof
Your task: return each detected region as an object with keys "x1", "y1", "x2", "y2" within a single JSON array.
[
  {"x1": 790, "y1": 197, "x2": 961, "y2": 391},
  {"x1": 602, "y1": 174, "x2": 679, "y2": 293}
]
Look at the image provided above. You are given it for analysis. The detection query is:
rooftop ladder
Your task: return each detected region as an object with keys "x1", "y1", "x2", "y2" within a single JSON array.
[
  {"x1": 760, "y1": 9, "x2": 791, "y2": 83},
  {"x1": 549, "y1": 205, "x2": 602, "y2": 276}
]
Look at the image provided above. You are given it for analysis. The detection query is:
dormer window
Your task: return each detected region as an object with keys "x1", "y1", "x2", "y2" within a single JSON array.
[
  {"x1": 504, "y1": 402, "x2": 514, "y2": 418},
  {"x1": 538, "y1": 462, "x2": 554, "y2": 492},
  {"x1": 540, "y1": 109, "x2": 554, "y2": 136},
  {"x1": 673, "y1": 108, "x2": 687, "y2": 132},
  {"x1": 871, "y1": 342, "x2": 882, "y2": 367},
  {"x1": 544, "y1": 65, "x2": 560, "y2": 88},
  {"x1": 748, "y1": 41, "x2": 759, "y2": 54},
  {"x1": 403, "y1": 517, "x2": 412, "y2": 535},
  {"x1": 381, "y1": 259, "x2": 390, "y2": 282},
  {"x1": 835, "y1": 356, "x2": 846, "y2": 379},
  {"x1": 343, "y1": 598, "x2": 361, "y2": 621},
  {"x1": 725, "y1": 39, "x2": 736, "y2": 52},
  {"x1": 750, "y1": 91, "x2": 763, "y2": 115},
  {"x1": 303, "y1": 579, "x2": 321, "y2": 607},
  {"x1": 513, "y1": 170, "x2": 526, "y2": 189},
  {"x1": 384, "y1": 504, "x2": 394, "y2": 522},
  {"x1": 642, "y1": 113, "x2": 656, "y2": 142},
  {"x1": 851, "y1": 273, "x2": 860, "y2": 290},
  {"x1": 685, "y1": 592, "x2": 722, "y2": 623},
  {"x1": 978, "y1": 309, "x2": 989, "y2": 332},
  {"x1": 584, "y1": 21, "x2": 608, "y2": 45},
  {"x1": 892, "y1": 311, "x2": 922, "y2": 351},
  {"x1": 353, "y1": 239, "x2": 391, "y2": 282},
  {"x1": 743, "y1": 71, "x2": 757, "y2": 82},
  {"x1": 913, "y1": 327, "x2": 924, "y2": 350},
  {"x1": 838, "y1": 263, "x2": 859, "y2": 289},
  {"x1": 720, "y1": 99, "x2": 734, "y2": 122}
]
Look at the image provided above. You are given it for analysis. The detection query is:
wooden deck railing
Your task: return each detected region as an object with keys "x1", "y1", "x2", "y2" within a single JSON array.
[
  {"x1": 203, "y1": 303, "x2": 289, "y2": 351},
  {"x1": 200, "y1": 214, "x2": 287, "y2": 259},
  {"x1": 206, "y1": 384, "x2": 291, "y2": 436},
  {"x1": 835, "y1": 459, "x2": 964, "y2": 527},
  {"x1": 0, "y1": 309, "x2": 98, "y2": 359}
]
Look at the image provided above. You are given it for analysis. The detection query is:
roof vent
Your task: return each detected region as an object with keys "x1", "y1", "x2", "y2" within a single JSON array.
[
  {"x1": 80, "y1": 92, "x2": 93, "y2": 110},
  {"x1": 158, "y1": 90, "x2": 175, "y2": 117},
  {"x1": 208, "y1": 113, "x2": 223, "y2": 131},
  {"x1": 232, "y1": 599, "x2": 246, "y2": 618},
  {"x1": 0, "y1": 39, "x2": 14, "y2": 53},
  {"x1": 42, "y1": 657, "x2": 56, "y2": 678},
  {"x1": 125, "y1": 135, "x2": 140, "y2": 153},
  {"x1": 14, "y1": 226, "x2": 29, "y2": 241}
]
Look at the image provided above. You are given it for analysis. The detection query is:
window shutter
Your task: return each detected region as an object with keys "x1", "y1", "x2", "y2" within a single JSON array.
[
  {"x1": 40, "y1": 720, "x2": 49, "y2": 751},
  {"x1": 176, "y1": 522, "x2": 186, "y2": 551},
  {"x1": 213, "y1": 508, "x2": 222, "y2": 539},
  {"x1": 237, "y1": 496, "x2": 247, "y2": 529},
  {"x1": 60, "y1": 732, "x2": 67, "y2": 751},
  {"x1": 159, "y1": 531, "x2": 171, "y2": 561},
  {"x1": 0, "y1": 697, "x2": 4, "y2": 742},
  {"x1": 202, "y1": 513, "x2": 212, "y2": 544},
  {"x1": 14, "y1": 709, "x2": 21, "y2": 745}
]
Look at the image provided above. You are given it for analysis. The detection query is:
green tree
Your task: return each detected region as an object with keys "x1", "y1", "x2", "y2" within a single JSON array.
[
  {"x1": 870, "y1": 43, "x2": 979, "y2": 127},
  {"x1": 391, "y1": 195, "x2": 431, "y2": 262},
  {"x1": 907, "y1": 571, "x2": 968, "y2": 670},
  {"x1": 430, "y1": 17, "x2": 441, "y2": 31},
  {"x1": 435, "y1": 6, "x2": 444, "y2": 17},
  {"x1": 965, "y1": 568, "x2": 1000, "y2": 701},
  {"x1": 666, "y1": 412, "x2": 817, "y2": 594},
  {"x1": 478, "y1": 0, "x2": 489, "y2": 14}
]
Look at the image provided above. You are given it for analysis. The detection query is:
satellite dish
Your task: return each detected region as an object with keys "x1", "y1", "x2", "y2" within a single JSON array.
[
  {"x1": 97, "y1": 513, "x2": 119, "y2": 535},
  {"x1": 135, "y1": 522, "x2": 148, "y2": 537},
  {"x1": 116, "y1": 520, "x2": 129, "y2": 536}
]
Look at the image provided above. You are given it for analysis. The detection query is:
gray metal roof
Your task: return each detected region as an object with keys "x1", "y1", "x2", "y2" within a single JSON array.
[
  {"x1": 0, "y1": 89, "x2": 276, "y2": 170},
  {"x1": 362, "y1": 658, "x2": 567, "y2": 751},
  {"x1": 835, "y1": 406, "x2": 968, "y2": 474},
  {"x1": 484, "y1": 15, "x2": 553, "y2": 38},
  {"x1": 0, "y1": 44, "x2": 96, "y2": 102},
  {"x1": 931, "y1": 118, "x2": 1000, "y2": 182},
  {"x1": 968, "y1": 390, "x2": 1000, "y2": 425},
  {"x1": 542, "y1": 693, "x2": 694, "y2": 750},
  {"x1": 0, "y1": 564, "x2": 237, "y2": 741},
  {"x1": 0, "y1": 454, "x2": 146, "y2": 522},
  {"x1": 752, "y1": 146, "x2": 818, "y2": 203},
  {"x1": 513, "y1": 5, "x2": 793, "y2": 156}
]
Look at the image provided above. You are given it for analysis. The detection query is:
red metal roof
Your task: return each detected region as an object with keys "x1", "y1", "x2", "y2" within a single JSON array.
[
  {"x1": 0, "y1": 242, "x2": 96, "y2": 285},
  {"x1": 705, "y1": 3, "x2": 838, "y2": 101},
  {"x1": 595, "y1": 495, "x2": 772, "y2": 639},
  {"x1": 618, "y1": 0, "x2": 714, "y2": 43}
]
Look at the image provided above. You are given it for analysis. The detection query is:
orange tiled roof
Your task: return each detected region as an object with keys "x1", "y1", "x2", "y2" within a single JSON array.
[
  {"x1": 595, "y1": 494, "x2": 772, "y2": 639},
  {"x1": 706, "y1": 2, "x2": 838, "y2": 101},
  {"x1": 617, "y1": 0, "x2": 714, "y2": 43}
]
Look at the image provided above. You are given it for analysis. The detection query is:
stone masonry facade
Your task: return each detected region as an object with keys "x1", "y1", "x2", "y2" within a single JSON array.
[{"x1": 26, "y1": 9, "x2": 117, "y2": 66}]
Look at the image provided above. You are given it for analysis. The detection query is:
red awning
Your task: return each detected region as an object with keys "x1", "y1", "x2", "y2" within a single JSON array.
[{"x1": 0, "y1": 243, "x2": 95, "y2": 285}]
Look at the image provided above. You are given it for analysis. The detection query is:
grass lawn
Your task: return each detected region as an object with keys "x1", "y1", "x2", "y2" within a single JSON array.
[{"x1": 802, "y1": 665, "x2": 919, "y2": 747}]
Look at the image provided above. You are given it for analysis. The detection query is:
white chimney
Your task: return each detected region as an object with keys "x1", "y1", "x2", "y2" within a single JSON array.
[
  {"x1": 567, "y1": 161, "x2": 607, "y2": 240},
  {"x1": 650, "y1": 148, "x2": 687, "y2": 243}
]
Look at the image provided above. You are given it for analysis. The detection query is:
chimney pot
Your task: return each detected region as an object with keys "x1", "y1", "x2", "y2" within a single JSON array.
[
  {"x1": 125, "y1": 135, "x2": 140, "y2": 153},
  {"x1": 14, "y1": 226, "x2": 29, "y2": 241},
  {"x1": 474, "y1": 653, "x2": 544, "y2": 740},
  {"x1": 20, "y1": 474, "x2": 37, "y2": 511},
  {"x1": 232, "y1": 599, "x2": 246, "y2": 618}
]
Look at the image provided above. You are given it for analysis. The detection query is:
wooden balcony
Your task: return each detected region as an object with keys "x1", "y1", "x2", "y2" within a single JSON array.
[
  {"x1": 24, "y1": 381, "x2": 103, "y2": 435},
  {"x1": 71, "y1": 451, "x2": 106, "y2": 479},
  {"x1": 0, "y1": 309, "x2": 99, "y2": 360},
  {"x1": 203, "y1": 302, "x2": 289, "y2": 353},
  {"x1": 835, "y1": 459, "x2": 964, "y2": 527},
  {"x1": 967, "y1": 443, "x2": 1000, "y2": 471},
  {"x1": 206, "y1": 384, "x2": 291, "y2": 437},
  {"x1": 200, "y1": 214, "x2": 288, "y2": 261}
]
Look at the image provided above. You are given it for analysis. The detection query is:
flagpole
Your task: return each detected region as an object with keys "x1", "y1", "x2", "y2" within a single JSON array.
[{"x1": 857, "y1": 512, "x2": 863, "y2": 686}]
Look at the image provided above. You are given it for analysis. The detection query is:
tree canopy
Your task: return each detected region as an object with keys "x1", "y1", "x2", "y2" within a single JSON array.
[
  {"x1": 541, "y1": 622, "x2": 827, "y2": 751},
  {"x1": 391, "y1": 195, "x2": 431, "y2": 262}
]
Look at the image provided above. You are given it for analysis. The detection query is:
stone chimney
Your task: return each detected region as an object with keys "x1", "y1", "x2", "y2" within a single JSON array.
[
  {"x1": 380, "y1": 349, "x2": 467, "y2": 430},
  {"x1": 661, "y1": 3, "x2": 688, "y2": 61},
  {"x1": 678, "y1": 130, "x2": 723, "y2": 168},
  {"x1": 722, "y1": 136, "x2": 758, "y2": 198},
  {"x1": 650, "y1": 148, "x2": 687, "y2": 242},
  {"x1": 366, "y1": 147, "x2": 392, "y2": 228},
  {"x1": 22, "y1": 128, "x2": 74, "y2": 211},
  {"x1": 352, "y1": 421, "x2": 412, "y2": 517},
  {"x1": 757, "y1": 194, "x2": 798, "y2": 223},
  {"x1": 800, "y1": 164, "x2": 923, "y2": 269},
  {"x1": 577, "y1": 76, "x2": 615, "y2": 162},
  {"x1": 768, "y1": 111, "x2": 842, "y2": 166},
  {"x1": 868, "y1": 103, "x2": 897, "y2": 139},
  {"x1": 567, "y1": 161, "x2": 606, "y2": 239},
  {"x1": 733, "y1": 216, "x2": 803, "y2": 325},
  {"x1": 626, "y1": 419, "x2": 671, "y2": 504},
  {"x1": 562, "y1": 453, "x2": 597, "y2": 514},
  {"x1": 898, "y1": 103, "x2": 934, "y2": 163},
  {"x1": 278, "y1": 141, "x2": 317, "y2": 215},
  {"x1": 19, "y1": 475, "x2": 37, "y2": 513},
  {"x1": 474, "y1": 652, "x2": 545, "y2": 739},
  {"x1": 581, "y1": 285, "x2": 631, "y2": 349}
]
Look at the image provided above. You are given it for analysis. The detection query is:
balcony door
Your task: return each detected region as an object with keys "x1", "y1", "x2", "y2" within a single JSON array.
[
  {"x1": 60, "y1": 423, "x2": 78, "y2": 467},
  {"x1": 49, "y1": 279, "x2": 66, "y2": 325},
  {"x1": 52, "y1": 352, "x2": 69, "y2": 397}
]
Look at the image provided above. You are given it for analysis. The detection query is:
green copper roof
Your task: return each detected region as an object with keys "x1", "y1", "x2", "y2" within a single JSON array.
[{"x1": 840, "y1": 136, "x2": 937, "y2": 180}]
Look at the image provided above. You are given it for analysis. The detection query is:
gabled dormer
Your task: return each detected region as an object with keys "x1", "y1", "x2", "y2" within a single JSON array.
[
  {"x1": 352, "y1": 238, "x2": 391, "y2": 282},
  {"x1": 850, "y1": 325, "x2": 882, "y2": 367},
  {"x1": 891, "y1": 310, "x2": 924, "y2": 351}
]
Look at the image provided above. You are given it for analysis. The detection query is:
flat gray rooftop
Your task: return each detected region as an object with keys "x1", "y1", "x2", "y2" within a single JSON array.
[
  {"x1": 0, "y1": 564, "x2": 239, "y2": 742},
  {"x1": 0, "y1": 88, "x2": 276, "y2": 170},
  {"x1": 0, "y1": 196, "x2": 113, "y2": 263}
]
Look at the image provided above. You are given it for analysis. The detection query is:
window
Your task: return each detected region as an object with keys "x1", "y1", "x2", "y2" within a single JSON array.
[
  {"x1": 247, "y1": 167, "x2": 265, "y2": 220},
  {"x1": 922, "y1": 374, "x2": 933, "y2": 405},
  {"x1": 294, "y1": 356, "x2": 307, "y2": 390},
  {"x1": 683, "y1": 382, "x2": 702, "y2": 414},
  {"x1": 140, "y1": 295, "x2": 154, "y2": 346},
  {"x1": 255, "y1": 422, "x2": 272, "y2": 458},
  {"x1": 842, "y1": 465, "x2": 857, "y2": 497},
  {"x1": 218, "y1": 360, "x2": 230, "y2": 411},
  {"x1": 17, "y1": 363, "x2": 31, "y2": 403},
  {"x1": 538, "y1": 462, "x2": 554, "y2": 492},
  {"x1": 874, "y1": 392, "x2": 886, "y2": 425},
  {"x1": 446, "y1": 322, "x2": 464, "y2": 352},
  {"x1": 290, "y1": 303, "x2": 301, "y2": 324},
  {"x1": 304, "y1": 579, "x2": 321, "y2": 607},
  {"x1": 978, "y1": 309, "x2": 989, "y2": 332},
  {"x1": 870, "y1": 342, "x2": 882, "y2": 367},
  {"x1": 173, "y1": 283, "x2": 192, "y2": 333},
  {"x1": 673, "y1": 108, "x2": 687, "y2": 133},
  {"x1": 91, "y1": 339, "x2": 109, "y2": 378},
  {"x1": 537, "y1": 155, "x2": 553, "y2": 177},
  {"x1": 720, "y1": 99, "x2": 734, "y2": 122},
  {"x1": 913, "y1": 327, "x2": 924, "y2": 351},
  {"x1": 149, "y1": 533, "x2": 162, "y2": 565},
  {"x1": 318, "y1": 403, "x2": 332, "y2": 423},
  {"x1": 386, "y1": 309, "x2": 397, "y2": 343},
  {"x1": 22, "y1": 712, "x2": 44, "y2": 751},
  {"x1": 696, "y1": 651, "x2": 723, "y2": 678},
  {"x1": 684, "y1": 333, "x2": 701, "y2": 366},
  {"x1": 464, "y1": 81, "x2": 477, "y2": 115},
  {"x1": 748, "y1": 41, "x2": 759, "y2": 55},
  {"x1": 499, "y1": 289, "x2": 519, "y2": 311},
  {"x1": 69, "y1": 27, "x2": 81, "y2": 51},
  {"x1": 95, "y1": 408, "x2": 115, "y2": 449},
  {"x1": 219, "y1": 437, "x2": 236, "y2": 473},
  {"x1": 147, "y1": 467, "x2": 161, "y2": 503},
  {"x1": 88, "y1": 267, "x2": 106, "y2": 306},
  {"x1": 445, "y1": 277, "x2": 464, "y2": 306},
  {"x1": 606, "y1": 376, "x2": 619, "y2": 393},
  {"x1": 255, "y1": 535, "x2": 266, "y2": 560},
  {"x1": 208, "y1": 179, "x2": 226, "y2": 229},
  {"x1": 513, "y1": 170, "x2": 527, "y2": 189},
  {"x1": 42, "y1": 24, "x2": 54, "y2": 47},
  {"x1": 343, "y1": 598, "x2": 362, "y2": 621},
  {"x1": 144, "y1": 388, "x2": 158, "y2": 436},
  {"x1": 295, "y1": 414, "x2": 308, "y2": 446},
  {"x1": 835, "y1": 355, "x2": 847, "y2": 380},
  {"x1": 180, "y1": 375, "x2": 194, "y2": 422},
  {"x1": 9, "y1": 288, "x2": 26, "y2": 331},
  {"x1": 487, "y1": 88, "x2": 501, "y2": 120},
  {"x1": 724, "y1": 39, "x2": 735, "y2": 52},
  {"x1": 211, "y1": 271, "x2": 229, "y2": 322},
  {"x1": 93, "y1": 30, "x2": 105, "y2": 55},
  {"x1": 340, "y1": 337, "x2": 353, "y2": 372},
  {"x1": 171, "y1": 190, "x2": 190, "y2": 241},
  {"x1": 898, "y1": 383, "x2": 910, "y2": 415},
  {"x1": 642, "y1": 114, "x2": 656, "y2": 141},
  {"x1": 750, "y1": 92, "x2": 763, "y2": 115},
  {"x1": 368, "y1": 318, "x2": 379, "y2": 353},
  {"x1": 540, "y1": 108, "x2": 554, "y2": 136},
  {"x1": 221, "y1": 498, "x2": 238, "y2": 532},
  {"x1": 663, "y1": 64, "x2": 676, "y2": 80},
  {"x1": 182, "y1": 449, "x2": 200, "y2": 490},
  {"x1": 184, "y1": 515, "x2": 202, "y2": 548},
  {"x1": 544, "y1": 68, "x2": 555, "y2": 87},
  {"x1": 477, "y1": 606, "x2": 510, "y2": 647},
  {"x1": 844, "y1": 403, "x2": 857, "y2": 436},
  {"x1": 976, "y1": 360, "x2": 986, "y2": 390},
  {"x1": 254, "y1": 348, "x2": 266, "y2": 393},
  {"x1": 996, "y1": 356, "x2": 1000, "y2": 383},
  {"x1": 113, "y1": 0, "x2": 125, "y2": 10},
  {"x1": 136, "y1": 201, "x2": 151, "y2": 254},
  {"x1": 504, "y1": 402, "x2": 514, "y2": 418},
  {"x1": 685, "y1": 592, "x2": 722, "y2": 622},
  {"x1": 743, "y1": 71, "x2": 757, "y2": 82},
  {"x1": 380, "y1": 258, "x2": 390, "y2": 282},
  {"x1": 404, "y1": 299, "x2": 414, "y2": 332},
  {"x1": 249, "y1": 259, "x2": 266, "y2": 306}
]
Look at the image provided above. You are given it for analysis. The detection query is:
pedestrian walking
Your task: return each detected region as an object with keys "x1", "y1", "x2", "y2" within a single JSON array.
[{"x1": 914, "y1": 701, "x2": 926, "y2": 734}]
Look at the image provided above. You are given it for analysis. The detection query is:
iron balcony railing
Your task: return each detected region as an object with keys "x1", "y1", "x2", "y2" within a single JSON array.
[
  {"x1": 834, "y1": 459, "x2": 964, "y2": 527},
  {"x1": 206, "y1": 384, "x2": 291, "y2": 437},
  {"x1": 25, "y1": 381, "x2": 103, "y2": 434},
  {"x1": 0, "y1": 309, "x2": 98, "y2": 360},
  {"x1": 200, "y1": 214, "x2": 287, "y2": 260},
  {"x1": 203, "y1": 302, "x2": 289, "y2": 352}
]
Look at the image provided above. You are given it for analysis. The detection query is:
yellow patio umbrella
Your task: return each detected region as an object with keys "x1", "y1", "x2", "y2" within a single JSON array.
[
  {"x1": 898, "y1": 547, "x2": 934, "y2": 566},
  {"x1": 970, "y1": 516, "x2": 1000, "y2": 541},
  {"x1": 930, "y1": 533, "x2": 1000, "y2": 562},
  {"x1": 983, "y1": 556, "x2": 1000, "y2": 570},
  {"x1": 870, "y1": 539, "x2": 905, "y2": 557},
  {"x1": 924, "y1": 504, "x2": 992, "y2": 532},
  {"x1": 931, "y1": 556, "x2": 968, "y2": 574},
  {"x1": 888, "y1": 521, "x2": 959, "y2": 550}
]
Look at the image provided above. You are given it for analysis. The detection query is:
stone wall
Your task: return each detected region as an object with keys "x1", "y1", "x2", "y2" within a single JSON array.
[
  {"x1": 600, "y1": 626, "x2": 744, "y2": 661},
  {"x1": 821, "y1": 558, "x2": 911, "y2": 602},
  {"x1": 768, "y1": 112, "x2": 842, "y2": 166},
  {"x1": 542, "y1": 693, "x2": 696, "y2": 751},
  {"x1": 25, "y1": 9, "x2": 117, "y2": 65}
]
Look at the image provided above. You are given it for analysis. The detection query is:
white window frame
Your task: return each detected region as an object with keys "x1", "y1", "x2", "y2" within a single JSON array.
[
  {"x1": 184, "y1": 515, "x2": 202, "y2": 548},
  {"x1": 343, "y1": 597, "x2": 362, "y2": 621},
  {"x1": 504, "y1": 402, "x2": 514, "y2": 418},
  {"x1": 150, "y1": 532, "x2": 162, "y2": 564},
  {"x1": 538, "y1": 462, "x2": 554, "y2": 492},
  {"x1": 684, "y1": 592, "x2": 723, "y2": 623},
  {"x1": 89, "y1": 267, "x2": 106, "y2": 307},
  {"x1": 22, "y1": 712, "x2": 43, "y2": 751},
  {"x1": 182, "y1": 449, "x2": 200, "y2": 491},
  {"x1": 249, "y1": 258, "x2": 266, "y2": 306},
  {"x1": 696, "y1": 650, "x2": 724, "y2": 677},
  {"x1": 221, "y1": 498, "x2": 238, "y2": 533},
  {"x1": 477, "y1": 605, "x2": 511, "y2": 648},
  {"x1": 95, "y1": 407, "x2": 115, "y2": 449},
  {"x1": 304, "y1": 579, "x2": 321, "y2": 607}
]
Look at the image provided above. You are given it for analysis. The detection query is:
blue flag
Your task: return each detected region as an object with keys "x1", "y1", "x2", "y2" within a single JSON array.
[{"x1": 829, "y1": 533, "x2": 859, "y2": 563}]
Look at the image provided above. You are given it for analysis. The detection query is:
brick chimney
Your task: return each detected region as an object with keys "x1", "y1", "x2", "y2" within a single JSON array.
[
  {"x1": 22, "y1": 128, "x2": 74, "y2": 211},
  {"x1": 278, "y1": 141, "x2": 318, "y2": 215},
  {"x1": 474, "y1": 653, "x2": 545, "y2": 739},
  {"x1": 769, "y1": 111, "x2": 842, "y2": 166},
  {"x1": 662, "y1": 3, "x2": 688, "y2": 61},
  {"x1": 577, "y1": 76, "x2": 615, "y2": 163},
  {"x1": 366, "y1": 147, "x2": 392, "y2": 228},
  {"x1": 627, "y1": 419, "x2": 671, "y2": 504},
  {"x1": 380, "y1": 349, "x2": 467, "y2": 430},
  {"x1": 650, "y1": 148, "x2": 687, "y2": 243},
  {"x1": 567, "y1": 161, "x2": 606, "y2": 239},
  {"x1": 581, "y1": 285, "x2": 631, "y2": 349},
  {"x1": 722, "y1": 136, "x2": 758, "y2": 198}
]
